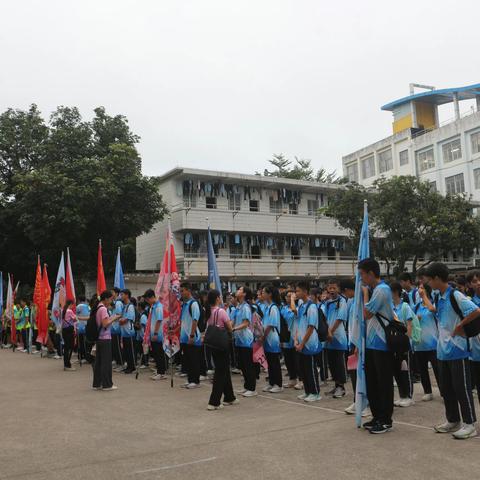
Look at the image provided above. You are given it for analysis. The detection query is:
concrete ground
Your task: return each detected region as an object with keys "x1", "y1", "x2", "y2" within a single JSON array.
[{"x1": 0, "y1": 349, "x2": 479, "y2": 480}]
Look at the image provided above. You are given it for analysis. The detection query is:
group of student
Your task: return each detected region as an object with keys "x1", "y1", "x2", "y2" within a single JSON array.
[{"x1": 2, "y1": 259, "x2": 480, "y2": 439}]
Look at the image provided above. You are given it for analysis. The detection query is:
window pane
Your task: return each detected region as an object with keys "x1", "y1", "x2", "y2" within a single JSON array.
[
  {"x1": 378, "y1": 149, "x2": 393, "y2": 174},
  {"x1": 346, "y1": 163, "x2": 359, "y2": 182},
  {"x1": 445, "y1": 173, "x2": 465, "y2": 194},
  {"x1": 361, "y1": 155, "x2": 375, "y2": 179},
  {"x1": 474, "y1": 168, "x2": 480, "y2": 190},
  {"x1": 416, "y1": 148, "x2": 435, "y2": 172},
  {"x1": 399, "y1": 150, "x2": 409, "y2": 166},
  {"x1": 472, "y1": 132, "x2": 480, "y2": 154},
  {"x1": 307, "y1": 199, "x2": 319, "y2": 216},
  {"x1": 442, "y1": 138, "x2": 462, "y2": 163}
]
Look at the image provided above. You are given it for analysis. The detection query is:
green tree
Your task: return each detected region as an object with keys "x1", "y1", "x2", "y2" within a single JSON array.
[{"x1": 0, "y1": 105, "x2": 166, "y2": 285}]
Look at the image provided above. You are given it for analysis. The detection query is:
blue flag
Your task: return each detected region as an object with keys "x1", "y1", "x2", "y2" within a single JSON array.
[
  {"x1": 207, "y1": 226, "x2": 222, "y2": 294},
  {"x1": 114, "y1": 248, "x2": 125, "y2": 290},
  {"x1": 353, "y1": 201, "x2": 370, "y2": 427}
]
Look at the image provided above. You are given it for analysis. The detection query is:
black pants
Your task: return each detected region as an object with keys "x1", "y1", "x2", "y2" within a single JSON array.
[
  {"x1": 237, "y1": 346, "x2": 256, "y2": 391},
  {"x1": 317, "y1": 350, "x2": 329, "y2": 381},
  {"x1": 93, "y1": 339, "x2": 113, "y2": 388},
  {"x1": 415, "y1": 350, "x2": 439, "y2": 395},
  {"x1": 122, "y1": 336, "x2": 136, "y2": 371},
  {"x1": 299, "y1": 353, "x2": 320, "y2": 395},
  {"x1": 204, "y1": 346, "x2": 213, "y2": 371},
  {"x1": 471, "y1": 361, "x2": 480, "y2": 404},
  {"x1": 151, "y1": 341, "x2": 166, "y2": 375},
  {"x1": 437, "y1": 358, "x2": 476, "y2": 424},
  {"x1": 326, "y1": 349, "x2": 347, "y2": 387},
  {"x1": 182, "y1": 344, "x2": 201, "y2": 384},
  {"x1": 62, "y1": 326, "x2": 74, "y2": 368},
  {"x1": 209, "y1": 349, "x2": 235, "y2": 407},
  {"x1": 283, "y1": 347, "x2": 299, "y2": 381},
  {"x1": 135, "y1": 339, "x2": 148, "y2": 365},
  {"x1": 78, "y1": 333, "x2": 87, "y2": 361},
  {"x1": 200, "y1": 344, "x2": 208, "y2": 376},
  {"x1": 111, "y1": 334, "x2": 123, "y2": 365},
  {"x1": 365, "y1": 348, "x2": 394, "y2": 425},
  {"x1": 393, "y1": 351, "x2": 413, "y2": 399},
  {"x1": 265, "y1": 352, "x2": 282, "y2": 387}
]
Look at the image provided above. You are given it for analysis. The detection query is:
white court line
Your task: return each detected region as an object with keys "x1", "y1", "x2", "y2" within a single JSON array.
[
  {"x1": 133, "y1": 456, "x2": 217, "y2": 474},
  {"x1": 258, "y1": 394, "x2": 480, "y2": 437}
]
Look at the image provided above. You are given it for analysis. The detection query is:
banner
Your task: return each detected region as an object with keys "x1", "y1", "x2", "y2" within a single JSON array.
[
  {"x1": 114, "y1": 247, "x2": 125, "y2": 290},
  {"x1": 6, "y1": 275, "x2": 15, "y2": 345},
  {"x1": 207, "y1": 226, "x2": 222, "y2": 294},
  {"x1": 66, "y1": 248, "x2": 76, "y2": 306},
  {"x1": 97, "y1": 240, "x2": 106, "y2": 295},
  {"x1": 51, "y1": 253, "x2": 66, "y2": 332},
  {"x1": 37, "y1": 264, "x2": 51, "y2": 344}
]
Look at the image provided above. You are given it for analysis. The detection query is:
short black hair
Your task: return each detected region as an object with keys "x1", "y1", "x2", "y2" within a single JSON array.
[
  {"x1": 456, "y1": 276, "x2": 467, "y2": 287},
  {"x1": 327, "y1": 278, "x2": 339, "y2": 286},
  {"x1": 143, "y1": 289, "x2": 156, "y2": 299},
  {"x1": 358, "y1": 258, "x2": 380, "y2": 278},
  {"x1": 296, "y1": 281, "x2": 310, "y2": 292},
  {"x1": 77, "y1": 295, "x2": 86, "y2": 303},
  {"x1": 339, "y1": 278, "x2": 355, "y2": 291},
  {"x1": 389, "y1": 281, "x2": 403, "y2": 296},
  {"x1": 424, "y1": 262, "x2": 449, "y2": 282},
  {"x1": 113, "y1": 287, "x2": 121, "y2": 294},
  {"x1": 466, "y1": 270, "x2": 480, "y2": 283},
  {"x1": 398, "y1": 272, "x2": 413, "y2": 283},
  {"x1": 180, "y1": 282, "x2": 192, "y2": 291},
  {"x1": 121, "y1": 289, "x2": 131, "y2": 298}
]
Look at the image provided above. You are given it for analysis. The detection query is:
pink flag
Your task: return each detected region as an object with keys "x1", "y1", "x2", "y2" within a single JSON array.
[{"x1": 253, "y1": 343, "x2": 268, "y2": 370}]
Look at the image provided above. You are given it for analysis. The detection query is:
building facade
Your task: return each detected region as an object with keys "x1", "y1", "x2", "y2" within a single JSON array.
[
  {"x1": 135, "y1": 168, "x2": 359, "y2": 289},
  {"x1": 342, "y1": 82, "x2": 480, "y2": 201}
]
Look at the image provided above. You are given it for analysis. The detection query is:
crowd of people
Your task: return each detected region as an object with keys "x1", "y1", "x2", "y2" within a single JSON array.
[{"x1": 2, "y1": 260, "x2": 480, "y2": 439}]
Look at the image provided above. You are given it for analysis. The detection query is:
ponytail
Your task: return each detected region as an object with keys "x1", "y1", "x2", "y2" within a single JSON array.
[
  {"x1": 205, "y1": 289, "x2": 220, "y2": 320},
  {"x1": 89, "y1": 290, "x2": 113, "y2": 323}
]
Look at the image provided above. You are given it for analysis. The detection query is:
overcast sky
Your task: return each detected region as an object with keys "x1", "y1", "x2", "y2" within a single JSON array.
[{"x1": 1, "y1": 0, "x2": 479, "y2": 178}]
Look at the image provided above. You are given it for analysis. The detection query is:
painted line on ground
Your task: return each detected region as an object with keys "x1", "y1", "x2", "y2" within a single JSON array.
[{"x1": 133, "y1": 456, "x2": 217, "y2": 474}]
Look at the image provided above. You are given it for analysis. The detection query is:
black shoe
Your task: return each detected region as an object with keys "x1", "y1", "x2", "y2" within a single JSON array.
[
  {"x1": 362, "y1": 419, "x2": 377, "y2": 430},
  {"x1": 369, "y1": 423, "x2": 392, "y2": 434}
]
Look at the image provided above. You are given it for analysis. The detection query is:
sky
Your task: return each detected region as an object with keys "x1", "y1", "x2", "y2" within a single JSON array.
[{"x1": 1, "y1": 0, "x2": 479, "y2": 178}]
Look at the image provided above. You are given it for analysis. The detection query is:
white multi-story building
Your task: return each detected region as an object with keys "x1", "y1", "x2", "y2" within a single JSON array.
[
  {"x1": 342, "y1": 82, "x2": 480, "y2": 200},
  {"x1": 133, "y1": 167, "x2": 359, "y2": 290}
]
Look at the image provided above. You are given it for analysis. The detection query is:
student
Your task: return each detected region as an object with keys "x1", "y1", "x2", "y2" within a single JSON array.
[
  {"x1": 119, "y1": 289, "x2": 136, "y2": 374},
  {"x1": 15, "y1": 302, "x2": 26, "y2": 351},
  {"x1": 92, "y1": 290, "x2": 120, "y2": 391},
  {"x1": 232, "y1": 287, "x2": 257, "y2": 397},
  {"x1": 294, "y1": 282, "x2": 321, "y2": 402},
  {"x1": 398, "y1": 273, "x2": 419, "y2": 308},
  {"x1": 424, "y1": 262, "x2": 479, "y2": 439},
  {"x1": 324, "y1": 279, "x2": 348, "y2": 398},
  {"x1": 111, "y1": 288, "x2": 124, "y2": 371},
  {"x1": 206, "y1": 289, "x2": 237, "y2": 410},
  {"x1": 180, "y1": 282, "x2": 202, "y2": 388},
  {"x1": 261, "y1": 285, "x2": 283, "y2": 393},
  {"x1": 62, "y1": 300, "x2": 76, "y2": 371},
  {"x1": 76, "y1": 296, "x2": 91, "y2": 364},
  {"x1": 144, "y1": 289, "x2": 166, "y2": 381},
  {"x1": 359, "y1": 258, "x2": 395, "y2": 434},
  {"x1": 390, "y1": 282, "x2": 415, "y2": 408},
  {"x1": 465, "y1": 271, "x2": 480, "y2": 404},
  {"x1": 413, "y1": 284, "x2": 440, "y2": 402},
  {"x1": 281, "y1": 290, "x2": 302, "y2": 390},
  {"x1": 135, "y1": 301, "x2": 149, "y2": 369}
]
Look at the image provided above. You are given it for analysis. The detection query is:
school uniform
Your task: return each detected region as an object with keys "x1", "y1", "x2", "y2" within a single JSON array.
[
  {"x1": 364, "y1": 282, "x2": 395, "y2": 427},
  {"x1": 120, "y1": 302, "x2": 136, "y2": 373},
  {"x1": 76, "y1": 303, "x2": 91, "y2": 362},
  {"x1": 468, "y1": 295, "x2": 480, "y2": 403},
  {"x1": 436, "y1": 287, "x2": 477, "y2": 425},
  {"x1": 135, "y1": 310, "x2": 148, "y2": 366},
  {"x1": 150, "y1": 301, "x2": 166, "y2": 375},
  {"x1": 263, "y1": 303, "x2": 282, "y2": 388},
  {"x1": 281, "y1": 304, "x2": 300, "y2": 382},
  {"x1": 111, "y1": 299, "x2": 123, "y2": 366},
  {"x1": 393, "y1": 301, "x2": 414, "y2": 399},
  {"x1": 233, "y1": 302, "x2": 256, "y2": 392},
  {"x1": 62, "y1": 309, "x2": 76, "y2": 368},
  {"x1": 180, "y1": 299, "x2": 202, "y2": 385}
]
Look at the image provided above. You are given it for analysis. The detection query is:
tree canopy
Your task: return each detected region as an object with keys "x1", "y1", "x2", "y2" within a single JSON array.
[
  {"x1": 0, "y1": 105, "x2": 166, "y2": 286},
  {"x1": 326, "y1": 176, "x2": 480, "y2": 275}
]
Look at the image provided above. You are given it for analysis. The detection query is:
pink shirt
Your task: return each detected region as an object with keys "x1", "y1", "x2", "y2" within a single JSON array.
[
  {"x1": 63, "y1": 309, "x2": 76, "y2": 328},
  {"x1": 96, "y1": 304, "x2": 111, "y2": 340},
  {"x1": 207, "y1": 307, "x2": 230, "y2": 330}
]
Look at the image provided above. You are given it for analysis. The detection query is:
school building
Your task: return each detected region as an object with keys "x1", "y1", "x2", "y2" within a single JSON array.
[{"x1": 342, "y1": 82, "x2": 480, "y2": 200}]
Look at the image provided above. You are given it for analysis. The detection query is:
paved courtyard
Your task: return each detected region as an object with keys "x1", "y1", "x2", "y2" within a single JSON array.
[{"x1": 0, "y1": 349, "x2": 478, "y2": 480}]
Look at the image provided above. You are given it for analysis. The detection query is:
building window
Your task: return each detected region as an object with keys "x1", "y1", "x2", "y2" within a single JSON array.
[
  {"x1": 249, "y1": 200, "x2": 259, "y2": 212},
  {"x1": 474, "y1": 168, "x2": 480, "y2": 189},
  {"x1": 183, "y1": 194, "x2": 196, "y2": 208},
  {"x1": 229, "y1": 234, "x2": 242, "y2": 258},
  {"x1": 378, "y1": 149, "x2": 393, "y2": 174},
  {"x1": 228, "y1": 193, "x2": 241, "y2": 211},
  {"x1": 361, "y1": 155, "x2": 375, "y2": 179},
  {"x1": 416, "y1": 148, "x2": 435, "y2": 172},
  {"x1": 429, "y1": 181, "x2": 437, "y2": 192},
  {"x1": 445, "y1": 173, "x2": 465, "y2": 195},
  {"x1": 269, "y1": 197, "x2": 283, "y2": 213},
  {"x1": 471, "y1": 132, "x2": 480, "y2": 155},
  {"x1": 288, "y1": 203, "x2": 298, "y2": 215},
  {"x1": 346, "y1": 163, "x2": 359, "y2": 182},
  {"x1": 272, "y1": 239, "x2": 284, "y2": 259},
  {"x1": 399, "y1": 150, "x2": 409, "y2": 166},
  {"x1": 307, "y1": 199, "x2": 320, "y2": 216},
  {"x1": 442, "y1": 138, "x2": 462, "y2": 163},
  {"x1": 206, "y1": 197, "x2": 217, "y2": 209},
  {"x1": 250, "y1": 245, "x2": 261, "y2": 259},
  {"x1": 291, "y1": 245, "x2": 300, "y2": 260}
]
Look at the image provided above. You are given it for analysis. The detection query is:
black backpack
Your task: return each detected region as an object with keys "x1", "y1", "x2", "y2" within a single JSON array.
[
  {"x1": 278, "y1": 305, "x2": 291, "y2": 343},
  {"x1": 316, "y1": 303, "x2": 329, "y2": 342},
  {"x1": 189, "y1": 300, "x2": 206, "y2": 332},
  {"x1": 86, "y1": 306, "x2": 103, "y2": 343}
]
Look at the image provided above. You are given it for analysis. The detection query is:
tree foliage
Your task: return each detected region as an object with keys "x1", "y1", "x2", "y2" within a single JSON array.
[
  {"x1": 326, "y1": 176, "x2": 480, "y2": 275},
  {"x1": 0, "y1": 105, "x2": 166, "y2": 285}
]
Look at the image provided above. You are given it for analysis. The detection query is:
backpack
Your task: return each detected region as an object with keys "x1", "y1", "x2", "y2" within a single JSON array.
[
  {"x1": 86, "y1": 306, "x2": 103, "y2": 343},
  {"x1": 278, "y1": 306, "x2": 291, "y2": 343},
  {"x1": 403, "y1": 302, "x2": 421, "y2": 344},
  {"x1": 189, "y1": 300, "x2": 206, "y2": 332},
  {"x1": 316, "y1": 303, "x2": 329, "y2": 342},
  {"x1": 250, "y1": 304, "x2": 264, "y2": 340}
]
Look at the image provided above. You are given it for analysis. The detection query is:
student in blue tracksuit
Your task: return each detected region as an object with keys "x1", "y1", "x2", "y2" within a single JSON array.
[
  {"x1": 280, "y1": 290, "x2": 300, "y2": 389},
  {"x1": 134, "y1": 300, "x2": 149, "y2": 368},
  {"x1": 465, "y1": 270, "x2": 480, "y2": 404},
  {"x1": 425, "y1": 262, "x2": 480, "y2": 440},
  {"x1": 144, "y1": 289, "x2": 166, "y2": 380},
  {"x1": 76, "y1": 296, "x2": 91, "y2": 364},
  {"x1": 111, "y1": 288, "x2": 123, "y2": 370},
  {"x1": 119, "y1": 289, "x2": 136, "y2": 374},
  {"x1": 261, "y1": 285, "x2": 283, "y2": 393}
]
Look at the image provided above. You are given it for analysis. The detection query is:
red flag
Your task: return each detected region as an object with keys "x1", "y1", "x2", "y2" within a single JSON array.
[
  {"x1": 33, "y1": 256, "x2": 42, "y2": 309},
  {"x1": 66, "y1": 248, "x2": 76, "y2": 310},
  {"x1": 97, "y1": 240, "x2": 106, "y2": 295},
  {"x1": 37, "y1": 264, "x2": 51, "y2": 345},
  {"x1": 43, "y1": 264, "x2": 51, "y2": 305}
]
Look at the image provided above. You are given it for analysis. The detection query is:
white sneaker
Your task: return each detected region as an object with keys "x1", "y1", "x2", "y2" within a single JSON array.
[
  {"x1": 150, "y1": 374, "x2": 166, "y2": 381},
  {"x1": 207, "y1": 369, "x2": 215, "y2": 375},
  {"x1": 139, "y1": 365, "x2": 147, "y2": 370},
  {"x1": 294, "y1": 382, "x2": 304, "y2": 390},
  {"x1": 304, "y1": 394, "x2": 321, "y2": 402},
  {"x1": 207, "y1": 404, "x2": 224, "y2": 411},
  {"x1": 236, "y1": 388, "x2": 247, "y2": 394},
  {"x1": 91, "y1": 386, "x2": 102, "y2": 391},
  {"x1": 103, "y1": 385, "x2": 118, "y2": 391},
  {"x1": 269, "y1": 385, "x2": 283, "y2": 393},
  {"x1": 332, "y1": 387, "x2": 346, "y2": 398},
  {"x1": 297, "y1": 393, "x2": 307, "y2": 400},
  {"x1": 64, "y1": 367, "x2": 76, "y2": 372},
  {"x1": 199, "y1": 375, "x2": 207, "y2": 381},
  {"x1": 53, "y1": 355, "x2": 61, "y2": 360},
  {"x1": 452, "y1": 423, "x2": 478, "y2": 439},
  {"x1": 262, "y1": 385, "x2": 273, "y2": 392},
  {"x1": 285, "y1": 379, "x2": 297, "y2": 389},
  {"x1": 422, "y1": 393, "x2": 434, "y2": 402},
  {"x1": 434, "y1": 421, "x2": 461, "y2": 433},
  {"x1": 186, "y1": 383, "x2": 201, "y2": 389},
  {"x1": 394, "y1": 398, "x2": 403, "y2": 407},
  {"x1": 362, "y1": 407, "x2": 372, "y2": 417},
  {"x1": 114, "y1": 367, "x2": 125, "y2": 373},
  {"x1": 223, "y1": 399, "x2": 240, "y2": 406},
  {"x1": 242, "y1": 390, "x2": 258, "y2": 398},
  {"x1": 398, "y1": 398, "x2": 415, "y2": 408},
  {"x1": 344, "y1": 403, "x2": 356, "y2": 415},
  {"x1": 231, "y1": 368, "x2": 241, "y2": 374}
]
